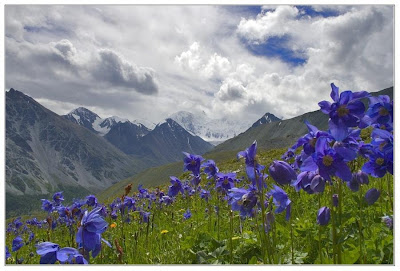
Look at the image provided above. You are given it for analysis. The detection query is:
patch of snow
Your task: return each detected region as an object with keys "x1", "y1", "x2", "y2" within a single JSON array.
[
  {"x1": 71, "y1": 113, "x2": 81, "y2": 123},
  {"x1": 92, "y1": 116, "x2": 111, "y2": 136}
]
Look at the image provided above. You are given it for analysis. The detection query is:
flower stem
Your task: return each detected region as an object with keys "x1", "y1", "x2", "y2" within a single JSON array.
[
  {"x1": 387, "y1": 174, "x2": 392, "y2": 213},
  {"x1": 229, "y1": 210, "x2": 234, "y2": 264},
  {"x1": 359, "y1": 184, "x2": 364, "y2": 264},
  {"x1": 337, "y1": 180, "x2": 342, "y2": 264},
  {"x1": 330, "y1": 184, "x2": 337, "y2": 264},
  {"x1": 318, "y1": 193, "x2": 323, "y2": 263}
]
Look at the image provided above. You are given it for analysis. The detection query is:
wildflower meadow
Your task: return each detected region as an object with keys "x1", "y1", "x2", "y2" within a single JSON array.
[{"x1": 5, "y1": 84, "x2": 393, "y2": 264}]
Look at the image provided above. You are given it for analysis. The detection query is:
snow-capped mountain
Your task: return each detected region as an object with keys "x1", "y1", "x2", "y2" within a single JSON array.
[
  {"x1": 63, "y1": 108, "x2": 151, "y2": 136},
  {"x1": 251, "y1": 113, "x2": 281, "y2": 129},
  {"x1": 168, "y1": 111, "x2": 253, "y2": 145}
]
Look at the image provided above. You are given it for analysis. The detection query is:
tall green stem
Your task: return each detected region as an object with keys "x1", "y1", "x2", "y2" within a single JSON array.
[
  {"x1": 337, "y1": 180, "x2": 342, "y2": 264},
  {"x1": 318, "y1": 193, "x2": 323, "y2": 263},
  {"x1": 330, "y1": 184, "x2": 337, "y2": 264}
]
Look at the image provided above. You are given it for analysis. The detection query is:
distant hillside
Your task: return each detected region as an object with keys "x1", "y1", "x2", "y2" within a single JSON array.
[
  {"x1": 209, "y1": 86, "x2": 393, "y2": 154},
  {"x1": 6, "y1": 88, "x2": 146, "y2": 217}
]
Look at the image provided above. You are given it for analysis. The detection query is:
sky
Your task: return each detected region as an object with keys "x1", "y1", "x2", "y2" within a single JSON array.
[{"x1": 5, "y1": 5, "x2": 394, "y2": 125}]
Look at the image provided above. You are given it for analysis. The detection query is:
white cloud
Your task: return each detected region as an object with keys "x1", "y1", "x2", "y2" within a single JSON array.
[{"x1": 5, "y1": 5, "x2": 394, "y2": 126}]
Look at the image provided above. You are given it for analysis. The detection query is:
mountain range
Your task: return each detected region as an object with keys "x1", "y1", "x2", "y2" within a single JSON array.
[
  {"x1": 168, "y1": 111, "x2": 281, "y2": 145},
  {"x1": 6, "y1": 88, "x2": 217, "y2": 216}
]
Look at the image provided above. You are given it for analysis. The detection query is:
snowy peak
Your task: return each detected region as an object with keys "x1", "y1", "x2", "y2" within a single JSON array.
[
  {"x1": 251, "y1": 113, "x2": 281, "y2": 128},
  {"x1": 63, "y1": 108, "x2": 154, "y2": 136},
  {"x1": 168, "y1": 111, "x2": 252, "y2": 145},
  {"x1": 64, "y1": 107, "x2": 100, "y2": 133}
]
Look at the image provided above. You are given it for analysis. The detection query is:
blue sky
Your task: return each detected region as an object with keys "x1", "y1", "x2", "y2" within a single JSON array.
[{"x1": 5, "y1": 5, "x2": 394, "y2": 124}]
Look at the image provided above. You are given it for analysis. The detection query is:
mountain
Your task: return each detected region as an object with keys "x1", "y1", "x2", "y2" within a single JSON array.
[
  {"x1": 251, "y1": 112, "x2": 281, "y2": 128},
  {"x1": 169, "y1": 111, "x2": 253, "y2": 145},
  {"x1": 63, "y1": 109, "x2": 151, "y2": 136},
  {"x1": 138, "y1": 118, "x2": 214, "y2": 164},
  {"x1": 209, "y1": 86, "x2": 393, "y2": 154},
  {"x1": 6, "y1": 89, "x2": 147, "y2": 215},
  {"x1": 104, "y1": 121, "x2": 150, "y2": 155},
  {"x1": 63, "y1": 107, "x2": 101, "y2": 133}
]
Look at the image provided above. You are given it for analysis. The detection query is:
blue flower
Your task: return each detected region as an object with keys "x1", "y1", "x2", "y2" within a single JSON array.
[
  {"x1": 76, "y1": 207, "x2": 108, "y2": 258},
  {"x1": 310, "y1": 174, "x2": 326, "y2": 193},
  {"x1": 302, "y1": 137, "x2": 352, "y2": 182},
  {"x1": 41, "y1": 199, "x2": 53, "y2": 213},
  {"x1": 382, "y1": 215, "x2": 393, "y2": 230},
  {"x1": 12, "y1": 236, "x2": 24, "y2": 252},
  {"x1": 269, "y1": 160, "x2": 297, "y2": 186},
  {"x1": 268, "y1": 185, "x2": 291, "y2": 220},
  {"x1": 365, "y1": 188, "x2": 380, "y2": 205},
  {"x1": 228, "y1": 188, "x2": 258, "y2": 218},
  {"x1": 201, "y1": 160, "x2": 219, "y2": 179},
  {"x1": 183, "y1": 152, "x2": 204, "y2": 176},
  {"x1": 366, "y1": 95, "x2": 393, "y2": 125},
  {"x1": 216, "y1": 172, "x2": 236, "y2": 192},
  {"x1": 319, "y1": 83, "x2": 369, "y2": 127},
  {"x1": 86, "y1": 195, "x2": 98, "y2": 207},
  {"x1": 319, "y1": 83, "x2": 369, "y2": 139},
  {"x1": 362, "y1": 149, "x2": 393, "y2": 178},
  {"x1": 200, "y1": 189, "x2": 211, "y2": 202},
  {"x1": 292, "y1": 171, "x2": 316, "y2": 194},
  {"x1": 237, "y1": 141, "x2": 265, "y2": 182},
  {"x1": 160, "y1": 195, "x2": 173, "y2": 205},
  {"x1": 183, "y1": 209, "x2": 192, "y2": 220},
  {"x1": 168, "y1": 176, "x2": 184, "y2": 197},
  {"x1": 140, "y1": 211, "x2": 151, "y2": 223},
  {"x1": 57, "y1": 247, "x2": 88, "y2": 264},
  {"x1": 6, "y1": 246, "x2": 11, "y2": 260},
  {"x1": 52, "y1": 191, "x2": 64, "y2": 205},
  {"x1": 317, "y1": 207, "x2": 330, "y2": 226},
  {"x1": 36, "y1": 242, "x2": 59, "y2": 264}
]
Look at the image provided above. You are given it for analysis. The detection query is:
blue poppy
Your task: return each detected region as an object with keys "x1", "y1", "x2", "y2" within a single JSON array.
[
  {"x1": 237, "y1": 141, "x2": 265, "y2": 183},
  {"x1": 86, "y1": 195, "x2": 98, "y2": 207},
  {"x1": 41, "y1": 199, "x2": 53, "y2": 213},
  {"x1": 6, "y1": 246, "x2": 11, "y2": 260},
  {"x1": 317, "y1": 207, "x2": 330, "y2": 226},
  {"x1": 183, "y1": 209, "x2": 192, "y2": 220},
  {"x1": 76, "y1": 207, "x2": 108, "y2": 258},
  {"x1": 12, "y1": 236, "x2": 24, "y2": 252},
  {"x1": 269, "y1": 160, "x2": 297, "y2": 186},
  {"x1": 228, "y1": 187, "x2": 258, "y2": 218},
  {"x1": 168, "y1": 176, "x2": 184, "y2": 197},
  {"x1": 216, "y1": 172, "x2": 236, "y2": 192},
  {"x1": 52, "y1": 191, "x2": 64, "y2": 205},
  {"x1": 268, "y1": 185, "x2": 291, "y2": 220},
  {"x1": 36, "y1": 242, "x2": 59, "y2": 264},
  {"x1": 183, "y1": 152, "x2": 204, "y2": 176},
  {"x1": 57, "y1": 247, "x2": 88, "y2": 264},
  {"x1": 201, "y1": 160, "x2": 219, "y2": 179},
  {"x1": 365, "y1": 188, "x2": 380, "y2": 205}
]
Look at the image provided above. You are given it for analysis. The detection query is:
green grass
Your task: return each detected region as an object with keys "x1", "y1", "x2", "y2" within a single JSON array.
[{"x1": 5, "y1": 147, "x2": 393, "y2": 264}]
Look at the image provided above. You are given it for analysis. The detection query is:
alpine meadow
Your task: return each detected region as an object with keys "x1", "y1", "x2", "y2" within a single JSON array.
[{"x1": 4, "y1": 4, "x2": 394, "y2": 266}]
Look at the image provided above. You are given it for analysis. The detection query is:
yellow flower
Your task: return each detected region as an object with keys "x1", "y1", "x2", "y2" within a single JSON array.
[
  {"x1": 110, "y1": 222, "x2": 117, "y2": 228},
  {"x1": 161, "y1": 230, "x2": 169, "y2": 234}
]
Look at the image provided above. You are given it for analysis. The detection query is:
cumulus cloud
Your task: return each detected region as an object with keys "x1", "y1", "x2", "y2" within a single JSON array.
[
  {"x1": 237, "y1": 6, "x2": 299, "y2": 43},
  {"x1": 92, "y1": 49, "x2": 158, "y2": 94},
  {"x1": 175, "y1": 42, "x2": 232, "y2": 80}
]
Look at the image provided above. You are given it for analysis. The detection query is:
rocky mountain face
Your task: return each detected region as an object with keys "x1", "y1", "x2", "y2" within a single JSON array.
[
  {"x1": 6, "y1": 89, "x2": 145, "y2": 199},
  {"x1": 250, "y1": 112, "x2": 281, "y2": 128},
  {"x1": 139, "y1": 118, "x2": 214, "y2": 164},
  {"x1": 64, "y1": 108, "x2": 213, "y2": 163},
  {"x1": 209, "y1": 87, "x2": 394, "y2": 154}
]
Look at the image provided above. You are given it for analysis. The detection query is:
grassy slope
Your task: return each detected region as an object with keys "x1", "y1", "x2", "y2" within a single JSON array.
[{"x1": 97, "y1": 147, "x2": 286, "y2": 203}]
